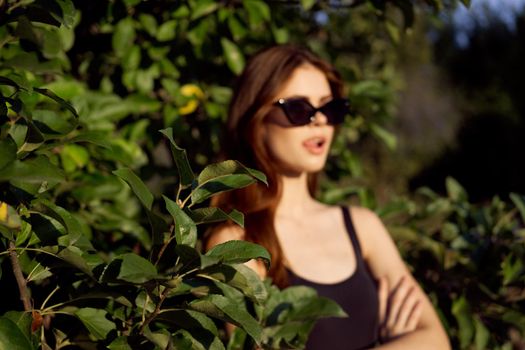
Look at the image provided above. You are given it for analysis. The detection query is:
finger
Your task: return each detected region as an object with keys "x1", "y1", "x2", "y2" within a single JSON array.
[
  {"x1": 395, "y1": 285, "x2": 419, "y2": 329},
  {"x1": 378, "y1": 277, "x2": 388, "y2": 323},
  {"x1": 386, "y1": 276, "x2": 410, "y2": 328},
  {"x1": 405, "y1": 301, "x2": 422, "y2": 331}
]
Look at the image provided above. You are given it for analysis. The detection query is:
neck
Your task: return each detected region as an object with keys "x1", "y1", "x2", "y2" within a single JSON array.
[{"x1": 275, "y1": 172, "x2": 318, "y2": 219}]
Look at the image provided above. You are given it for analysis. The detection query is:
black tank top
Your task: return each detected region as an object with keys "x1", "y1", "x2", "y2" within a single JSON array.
[{"x1": 287, "y1": 206, "x2": 379, "y2": 350}]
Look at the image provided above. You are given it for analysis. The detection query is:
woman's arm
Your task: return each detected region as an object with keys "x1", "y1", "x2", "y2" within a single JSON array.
[{"x1": 351, "y1": 206, "x2": 450, "y2": 350}]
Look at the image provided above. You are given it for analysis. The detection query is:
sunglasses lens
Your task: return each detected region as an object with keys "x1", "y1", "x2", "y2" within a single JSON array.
[
  {"x1": 281, "y1": 99, "x2": 315, "y2": 126},
  {"x1": 276, "y1": 98, "x2": 350, "y2": 126},
  {"x1": 319, "y1": 99, "x2": 349, "y2": 125}
]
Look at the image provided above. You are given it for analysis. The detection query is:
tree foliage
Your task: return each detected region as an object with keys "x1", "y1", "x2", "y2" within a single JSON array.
[{"x1": 2, "y1": 0, "x2": 523, "y2": 349}]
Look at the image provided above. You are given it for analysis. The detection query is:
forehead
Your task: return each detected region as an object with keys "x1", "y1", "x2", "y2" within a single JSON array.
[{"x1": 276, "y1": 64, "x2": 332, "y2": 100}]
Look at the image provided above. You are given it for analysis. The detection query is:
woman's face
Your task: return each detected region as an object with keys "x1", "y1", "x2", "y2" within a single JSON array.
[{"x1": 263, "y1": 64, "x2": 335, "y2": 176}]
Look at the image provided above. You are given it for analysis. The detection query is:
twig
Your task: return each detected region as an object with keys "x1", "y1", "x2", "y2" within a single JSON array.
[
  {"x1": 8, "y1": 241, "x2": 32, "y2": 311},
  {"x1": 139, "y1": 286, "x2": 172, "y2": 334}
]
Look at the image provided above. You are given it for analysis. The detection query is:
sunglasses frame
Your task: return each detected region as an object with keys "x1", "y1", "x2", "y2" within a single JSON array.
[{"x1": 273, "y1": 97, "x2": 350, "y2": 126}]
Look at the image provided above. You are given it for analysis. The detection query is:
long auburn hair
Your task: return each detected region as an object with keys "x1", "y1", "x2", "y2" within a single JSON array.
[{"x1": 211, "y1": 45, "x2": 344, "y2": 288}]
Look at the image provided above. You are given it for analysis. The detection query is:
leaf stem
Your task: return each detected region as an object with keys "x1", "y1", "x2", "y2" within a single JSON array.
[
  {"x1": 155, "y1": 233, "x2": 176, "y2": 266},
  {"x1": 41, "y1": 286, "x2": 60, "y2": 310},
  {"x1": 175, "y1": 183, "x2": 183, "y2": 203},
  {"x1": 8, "y1": 241, "x2": 32, "y2": 311},
  {"x1": 139, "y1": 285, "x2": 172, "y2": 334},
  {"x1": 1, "y1": 247, "x2": 60, "y2": 258}
]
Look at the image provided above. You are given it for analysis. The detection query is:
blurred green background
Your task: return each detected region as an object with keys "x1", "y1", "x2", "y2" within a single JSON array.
[{"x1": 1, "y1": 0, "x2": 524, "y2": 348}]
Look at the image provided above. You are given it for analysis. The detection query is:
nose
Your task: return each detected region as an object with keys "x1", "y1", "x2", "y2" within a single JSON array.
[{"x1": 310, "y1": 111, "x2": 328, "y2": 126}]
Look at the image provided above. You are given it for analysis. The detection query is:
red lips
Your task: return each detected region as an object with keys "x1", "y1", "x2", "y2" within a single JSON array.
[{"x1": 302, "y1": 137, "x2": 327, "y2": 155}]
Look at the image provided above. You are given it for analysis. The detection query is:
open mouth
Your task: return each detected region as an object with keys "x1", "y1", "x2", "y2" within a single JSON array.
[{"x1": 303, "y1": 137, "x2": 327, "y2": 154}]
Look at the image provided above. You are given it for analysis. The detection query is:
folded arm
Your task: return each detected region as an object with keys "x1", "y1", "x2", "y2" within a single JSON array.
[{"x1": 351, "y1": 206, "x2": 450, "y2": 350}]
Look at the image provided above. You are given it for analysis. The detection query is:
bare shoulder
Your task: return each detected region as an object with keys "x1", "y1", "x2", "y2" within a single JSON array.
[
  {"x1": 205, "y1": 223, "x2": 245, "y2": 251},
  {"x1": 348, "y1": 205, "x2": 391, "y2": 258}
]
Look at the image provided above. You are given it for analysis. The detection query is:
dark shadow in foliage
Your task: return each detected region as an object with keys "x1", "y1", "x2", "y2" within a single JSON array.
[
  {"x1": 410, "y1": 112, "x2": 525, "y2": 202},
  {"x1": 411, "y1": 12, "x2": 525, "y2": 202}
]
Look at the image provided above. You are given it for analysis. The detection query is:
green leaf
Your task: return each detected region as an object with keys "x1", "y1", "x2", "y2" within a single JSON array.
[
  {"x1": 204, "y1": 264, "x2": 267, "y2": 304},
  {"x1": 158, "y1": 309, "x2": 219, "y2": 336},
  {"x1": 227, "y1": 327, "x2": 248, "y2": 350},
  {"x1": 113, "y1": 168, "x2": 154, "y2": 210},
  {"x1": 38, "y1": 199, "x2": 91, "y2": 249},
  {"x1": 108, "y1": 336, "x2": 132, "y2": 350},
  {"x1": 143, "y1": 327, "x2": 172, "y2": 349},
  {"x1": 0, "y1": 317, "x2": 33, "y2": 350},
  {"x1": 189, "y1": 294, "x2": 262, "y2": 344},
  {"x1": 42, "y1": 29, "x2": 61, "y2": 58},
  {"x1": 122, "y1": 46, "x2": 141, "y2": 70},
  {"x1": 510, "y1": 193, "x2": 525, "y2": 223},
  {"x1": 32, "y1": 109, "x2": 77, "y2": 136},
  {"x1": 163, "y1": 195, "x2": 197, "y2": 247},
  {"x1": 473, "y1": 315, "x2": 489, "y2": 350},
  {"x1": 115, "y1": 253, "x2": 159, "y2": 283},
  {"x1": 261, "y1": 321, "x2": 314, "y2": 348},
  {"x1": 113, "y1": 17, "x2": 136, "y2": 57},
  {"x1": 172, "y1": 244, "x2": 203, "y2": 272},
  {"x1": 43, "y1": 78, "x2": 85, "y2": 100},
  {"x1": 451, "y1": 296, "x2": 474, "y2": 348},
  {"x1": 54, "y1": 0, "x2": 76, "y2": 27},
  {"x1": 28, "y1": 213, "x2": 65, "y2": 244},
  {"x1": 300, "y1": 0, "x2": 317, "y2": 11},
  {"x1": 123, "y1": 0, "x2": 141, "y2": 6},
  {"x1": 172, "y1": 330, "x2": 194, "y2": 349},
  {"x1": 286, "y1": 294, "x2": 347, "y2": 320},
  {"x1": 501, "y1": 253, "x2": 523, "y2": 285},
  {"x1": 502, "y1": 309, "x2": 525, "y2": 331},
  {"x1": 60, "y1": 144, "x2": 90, "y2": 173},
  {"x1": 159, "y1": 128, "x2": 194, "y2": 188},
  {"x1": 227, "y1": 15, "x2": 248, "y2": 41},
  {"x1": 460, "y1": 0, "x2": 471, "y2": 7},
  {"x1": 271, "y1": 25, "x2": 289, "y2": 44},
  {"x1": 0, "y1": 76, "x2": 22, "y2": 89},
  {"x1": 205, "y1": 240, "x2": 270, "y2": 269},
  {"x1": 209, "y1": 85, "x2": 232, "y2": 104},
  {"x1": 190, "y1": 0, "x2": 219, "y2": 20},
  {"x1": 243, "y1": 0, "x2": 271, "y2": 28},
  {"x1": 191, "y1": 174, "x2": 252, "y2": 205},
  {"x1": 75, "y1": 307, "x2": 116, "y2": 340},
  {"x1": 189, "y1": 207, "x2": 244, "y2": 227},
  {"x1": 69, "y1": 131, "x2": 111, "y2": 148},
  {"x1": 191, "y1": 160, "x2": 266, "y2": 204},
  {"x1": 57, "y1": 246, "x2": 96, "y2": 276},
  {"x1": 34, "y1": 87, "x2": 79, "y2": 118},
  {"x1": 198, "y1": 160, "x2": 267, "y2": 185},
  {"x1": 139, "y1": 14, "x2": 157, "y2": 36},
  {"x1": 0, "y1": 136, "x2": 17, "y2": 170},
  {"x1": 18, "y1": 120, "x2": 45, "y2": 154},
  {"x1": 370, "y1": 123, "x2": 397, "y2": 150},
  {"x1": 221, "y1": 38, "x2": 245, "y2": 75},
  {"x1": 446, "y1": 177, "x2": 468, "y2": 202},
  {"x1": 2, "y1": 311, "x2": 32, "y2": 344},
  {"x1": 0, "y1": 156, "x2": 64, "y2": 184},
  {"x1": 156, "y1": 20, "x2": 177, "y2": 41}
]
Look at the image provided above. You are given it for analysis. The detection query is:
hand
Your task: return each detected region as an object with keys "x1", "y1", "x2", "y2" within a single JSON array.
[{"x1": 378, "y1": 276, "x2": 422, "y2": 342}]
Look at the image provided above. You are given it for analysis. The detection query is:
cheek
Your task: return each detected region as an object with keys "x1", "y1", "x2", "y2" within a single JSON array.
[{"x1": 264, "y1": 126, "x2": 297, "y2": 159}]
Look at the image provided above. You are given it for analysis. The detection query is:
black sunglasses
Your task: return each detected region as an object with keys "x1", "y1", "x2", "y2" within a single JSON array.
[{"x1": 273, "y1": 97, "x2": 350, "y2": 126}]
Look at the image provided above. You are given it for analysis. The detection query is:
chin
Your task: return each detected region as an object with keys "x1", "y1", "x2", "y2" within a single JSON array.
[{"x1": 293, "y1": 159, "x2": 328, "y2": 174}]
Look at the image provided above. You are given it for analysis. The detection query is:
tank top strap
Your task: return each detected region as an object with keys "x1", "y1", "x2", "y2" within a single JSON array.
[{"x1": 341, "y1": 206, "x2": 364, "y2": 262}]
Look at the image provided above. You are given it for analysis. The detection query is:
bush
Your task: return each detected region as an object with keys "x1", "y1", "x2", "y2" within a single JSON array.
[{"x1": 382, "y1": 178, "x2": 525, "y2": 349}]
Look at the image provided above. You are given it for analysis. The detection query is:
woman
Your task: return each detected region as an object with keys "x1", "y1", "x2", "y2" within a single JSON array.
[{"x1": 207, "y1": 45, "x2": 450, "y2": 349}]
